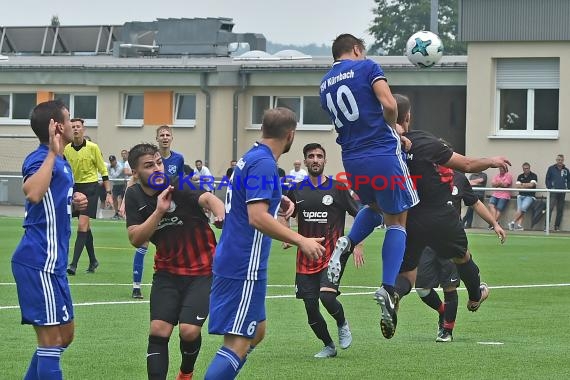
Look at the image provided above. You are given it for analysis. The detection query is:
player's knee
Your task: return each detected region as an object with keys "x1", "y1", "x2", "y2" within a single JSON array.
[
  {"x1": 179, "y1": 323, "x2": 201, "y2": 341},
  {"x1": 416, "y1": 288, "x2": 431, "y2": 298},
  {"x1": 148, "y1": 334, "x2": 170, "y2": 347},
  {"x1": 303, "y1": 298, "x2": 321, "y2": 323},
  {"x1": 319, "y1": 290, "x2": 338, "y2": 310}
]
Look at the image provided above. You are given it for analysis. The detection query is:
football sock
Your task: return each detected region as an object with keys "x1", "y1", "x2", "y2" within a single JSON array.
[
  {"x1": 419, "y1": 289, "x2": 443, "y2": 312},
  {"x1": 133, "y1": 246, "x2": 148, "y2": 285},
  {"x1": 147, "y1": 335, "x2": 170, "y2": 380},
  {"x1": 304, "y1": 298, "x2": 334, "y2": 346},
  {"x1": 348, "y1": 206, "x2": 384, "y2": 245},
  {"x1": 381, "y1": 225, "x2": 407, "y2": 287},
  {"x1": 24, "y1": 351, "x2": 38, "y2": 380},
  {"x1": 85, "y1": 229, "x2": 97, "y2": 264},
  {"x1": 443, "y1": 290, "x2": 458, "y2": 330},
  {"x1": 36, "y1": 346, "x2": 63, "y2": 380},
  {"x1": 180, "y1": 335, "x2": 201, "y2": 374},
  {"x1": 395, "y1": 275, "x2": 413, "y2": 298},
  {"x1": 320, "y1": 291, "x2": 345, "y2": 327},
  {"x1": 456, "y1": 257, "x2": 482, "y2": 301},
  {"x1": 70, "y1": 231, "x2": 87, "y2": 267},
  {"x1": 204, "y1": 346, "x2": 241, "y2": 380}
]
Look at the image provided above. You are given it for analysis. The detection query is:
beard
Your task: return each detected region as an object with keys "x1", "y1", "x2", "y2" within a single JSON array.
[
  {"x1": 283, "y1": 140, "x2": 293, "y2": 154},
  {"x1": 308, "y1": 165, "x2": 324, "y2": 177}
]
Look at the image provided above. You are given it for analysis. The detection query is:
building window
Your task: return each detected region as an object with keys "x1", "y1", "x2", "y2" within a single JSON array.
[
  {"x1": 251, "y1": 95, "x2": 332, "y2": 130},
  {"x1": 174, "y1": 94, "x2": 196, "y2": 126},
  {"x1": 123, "y1": 94, "x2": 144, "y2": 125},
  {"x1": 0, "y1": 93, "x2": 36, "y2": 122},
  {"x1": 495, "y1": 58, "x2": 559, "y2": 138},
  {"x1": 54, "y1": 93, "x2": 98, "y2": 124}
]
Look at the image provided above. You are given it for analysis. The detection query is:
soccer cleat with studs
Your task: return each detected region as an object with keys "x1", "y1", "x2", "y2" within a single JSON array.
[
  {"x1": 327, "y1": 236, "x2": 351, "y2": 285},
  {"x1": 374, "y1": 287, "x2": 399, "y2": 339},
  {"x1": 467, "y1": 283, "x2": 489, "y2": 312}
]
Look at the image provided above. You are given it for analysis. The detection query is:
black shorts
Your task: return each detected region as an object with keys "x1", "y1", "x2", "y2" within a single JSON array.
[
  {"x1": 415, "y1": 247, "x2": 460, "y2": 289},
  {"x1": 150, "y1": 271, "x2": 211, "y2": 326},
  {"x1": 112, "y1": 184, "x2": 125, "y2": 198},
  {"x1": 400, "y1": 205, "x2": 468, "y2": 273},
  {"x1": 295, "y1": 268, "x2": 339, "y2": 299},
  {"x1": 73, "y1": 182, "x2": 99, "y2": 219}
]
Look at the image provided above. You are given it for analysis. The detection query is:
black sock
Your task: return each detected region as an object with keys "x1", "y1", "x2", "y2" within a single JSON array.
[
  {"x1": 71, "y1": 231, "x2": 87, "y2": 267},
  {"x1": 147, "y1": 335, "x2": 169, "y2": 380},
  {"x1": 180, "y1": 335, "x2": 201, "y2": 374},
  {"x1": 419, "y1": 289, "x2": 442, "y2": 312},
  {"x1": 320, "y1": 291, "x2": 345, "y2": 327},
  {"x1": 382, "y1": 284, "x2": 396, "y2": 297},
  {"x1": 85, "y1": 229, "x2": 97, "y2": 264},
  {"x1": 456, "y1": 257, "x2": 482, "y2": 301},
  {"x1": 443, "y1": 290, "x2": 458, "y2": 330},
  {"x1": 394, "y1": 275, "x2": 412, "y2": 298},
  {"x1": 303, "y1": 298, "x2": 333, "y2": 346}
]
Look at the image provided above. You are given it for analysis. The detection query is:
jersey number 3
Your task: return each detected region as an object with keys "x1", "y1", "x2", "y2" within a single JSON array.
[{"x1": 325, "y1": 84, "x2": 360, "y2": 128}]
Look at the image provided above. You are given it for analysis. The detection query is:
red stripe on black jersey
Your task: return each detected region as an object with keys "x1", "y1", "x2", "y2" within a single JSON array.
[{"x1": 154, "y1": 217, "x2": 216, "y2": 276}]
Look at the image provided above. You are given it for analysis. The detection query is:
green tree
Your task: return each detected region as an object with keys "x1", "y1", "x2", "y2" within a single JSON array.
[{"x1": 368, "y1": 0, "x2": 466, "y2": 55}]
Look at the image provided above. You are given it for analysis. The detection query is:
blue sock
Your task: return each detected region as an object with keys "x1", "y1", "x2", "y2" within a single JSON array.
[
  {"x1": 36, "y1": 346, "x2": 63, "y2": 380},
  {"x1": 348, "y1": 206, "x2": 384, "y2": 245},
  {"x1": 381, "y1": 226, "x2": 407, "y2": 287},
  {"x1": 24, "y1": 351, "x2": 39, "y2": 380},
  {"x1": 133, "y1": 246, "x2": 147, "y2": 284},
  {"x1": 205, "y1": 346, "x2": 242, "y2": 380}
]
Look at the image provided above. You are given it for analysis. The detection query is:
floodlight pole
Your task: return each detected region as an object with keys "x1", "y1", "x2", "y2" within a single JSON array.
[{"x1": 430, "y1": 0, "x2": 439, "y2": 34}]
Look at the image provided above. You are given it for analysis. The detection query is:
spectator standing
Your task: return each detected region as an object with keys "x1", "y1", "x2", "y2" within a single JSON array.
[
  {"x1": 226, "y1": 159, "x2": 238, "y2": 178},
  {"x1": 545, "y1": 154, "x2": 569, "y2": 231},
  {"x1": 288, "y1": 160, "x2": 308, "y2": 183},
  {"x1": 108, "y1": 155, "x2": 125, "y2": 220}
]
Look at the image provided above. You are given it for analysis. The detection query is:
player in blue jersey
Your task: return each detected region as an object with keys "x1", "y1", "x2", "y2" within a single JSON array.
[
  {"x1": 11, "y1": 100, "x2": 88, "y2": 380},
  {"x1": 320, "y1": 33, "x2": 419, "y2": 339},
  {"x1": 204, "y1": 108, "x2": 326, "y2": 380}
]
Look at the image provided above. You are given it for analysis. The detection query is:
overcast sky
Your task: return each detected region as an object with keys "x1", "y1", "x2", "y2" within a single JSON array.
[{"x1": 1, "y1": 0, "x2": 377, "y2": 45}]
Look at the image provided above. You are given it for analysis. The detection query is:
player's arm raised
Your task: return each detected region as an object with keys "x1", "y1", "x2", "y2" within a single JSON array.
[
  {"x1": 247, "y1": 201, "x2": 324, "y2": 260},
  {"x1": 445, "y1": 153, "x2": 511, "y2": 174},
  {"x1": 127, "y1": 186, "x2": 173, "y2": 247},
  {"x1": 372, "y1": 80, "x2": 397, "y2": 128}
]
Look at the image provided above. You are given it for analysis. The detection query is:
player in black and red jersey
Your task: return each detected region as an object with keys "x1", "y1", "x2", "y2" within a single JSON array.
[
  {"x1": 416, "y1": 165, "x2": 506, "y2": 342},
  {"x1": 391, "y1": 94, "x2": 509, "y2": 332},
  {"x1": 284, "y1": 143, "x2": 364, "y2": 358},
  {"x1": 124, "y1": 143, "x2": 225, "y2": 380}
]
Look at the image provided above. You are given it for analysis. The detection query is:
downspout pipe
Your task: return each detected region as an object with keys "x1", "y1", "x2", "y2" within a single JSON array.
[
  {"x1": 232, "y1": 72, "x2": 248, "y2": 160},
  {"x1": 200, "y1": 72, "x2": 211, "y2": 165}
]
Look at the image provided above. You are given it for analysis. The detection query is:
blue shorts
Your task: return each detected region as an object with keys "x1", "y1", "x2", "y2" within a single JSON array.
[
  {"x1": 12, "y1": 262, "x2": 74, "y2": 326},
  {"x1": 208, "y1": 276, "x2": 266, "y2": 338},
  {"x1": 517, "y1": 195, "x2": 535, "y2": 213},
  {"x1": 342, "y1": 154, "x2": 419, "y2": 214},
  {"x1": 489, "y1": 196, "x2": 509, "y2": 212}
]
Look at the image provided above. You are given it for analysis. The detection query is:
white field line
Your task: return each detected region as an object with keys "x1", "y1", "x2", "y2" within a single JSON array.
[{"x1": 1, "y1": 283, "x2": 570, "y2": 310}]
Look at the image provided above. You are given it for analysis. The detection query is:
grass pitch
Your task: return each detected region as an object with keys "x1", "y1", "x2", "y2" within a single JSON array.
[{"x1": 1, "y1": 217, "x2": 569, "y2": 379}]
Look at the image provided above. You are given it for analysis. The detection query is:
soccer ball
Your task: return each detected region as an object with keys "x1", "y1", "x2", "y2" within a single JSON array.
[{"x1": 405, "y1": 31, "x2": 444, "y2": 68}]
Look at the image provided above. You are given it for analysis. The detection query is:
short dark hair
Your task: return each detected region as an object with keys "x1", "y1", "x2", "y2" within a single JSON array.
[
  {"x1": 261, "y1": 107, "x2": 297, "y2": 139},
  {"x1": 30, "y1": 100, "x2": 68, "y2": 143},
  {"x1": 303, "y1": 143, "x2": 326, "y2": 158},
  {"x1": 332, "y1": 34, "x2": 366, "y2": 60},
  {"x1": 128, "y1": 143, "x2": 158, "y2": 169},
  {"x1": 195, "y1": 159, "x2": 203, "y2": 165},
  {"x1": 156, "y1": 125, "x2": 172, "y2": 136},
  {"x1": 393, "y1": 93, "x2": 411, "y2": 124},
  {"x1": 70, "y1": 118, "x2": 84, "y2": 124}
]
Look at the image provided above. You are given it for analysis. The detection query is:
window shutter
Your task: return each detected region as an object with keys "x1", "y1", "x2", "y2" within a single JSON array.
[{"x1": 496, "y1": 58, "x2": 559, "y2": 89}]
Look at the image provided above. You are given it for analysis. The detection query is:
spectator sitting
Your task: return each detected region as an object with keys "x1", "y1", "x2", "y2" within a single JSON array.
[
  {"x1": 487, "y1": 166, "x2": 513, "y2": 229},
  {"x1": 508, "y1": 162, "x2": 537, "y2": 231},
  {"x1": 288, "y1": 160, "x2": 308, "y2": 183}
]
